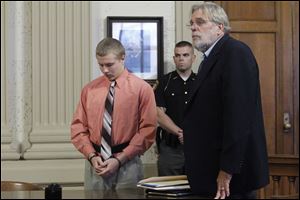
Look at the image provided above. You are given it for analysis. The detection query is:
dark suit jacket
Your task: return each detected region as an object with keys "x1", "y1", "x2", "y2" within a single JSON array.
[{"x1": 183, "y1": 34, "x2": 269, "y2": 195}]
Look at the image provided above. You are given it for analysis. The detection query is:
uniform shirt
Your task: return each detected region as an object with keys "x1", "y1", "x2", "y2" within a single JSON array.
[
  {"x1": 155, "y1": 71, "x2": 196, "y2": 128},
  {"x1": 71, "y1": 69, "x2": 157, "y2": 160}
]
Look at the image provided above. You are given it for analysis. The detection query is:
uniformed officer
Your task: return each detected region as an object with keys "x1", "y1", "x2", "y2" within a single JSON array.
[{"x1": 154, "y1": 41, "x2": 196, "y2": 176}]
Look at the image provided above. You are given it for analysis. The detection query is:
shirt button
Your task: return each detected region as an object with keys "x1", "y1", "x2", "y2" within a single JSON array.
[
  {"x1": 184, "y1": 82, "x2": 186, "y2": 85},
  {"x1": 184, "y1": 91, "x2": 188, "y2": 95},
  {"x1": 171, "y1": 93, "x2": 175, "y2": 96},
  {"x1": 185, "y1": 101, "x2": 188, "y2": 104}
]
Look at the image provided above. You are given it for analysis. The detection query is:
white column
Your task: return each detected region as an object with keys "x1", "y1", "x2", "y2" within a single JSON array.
[{"x1": 6, "y1": 1, "x2": 32, "y2": 158}]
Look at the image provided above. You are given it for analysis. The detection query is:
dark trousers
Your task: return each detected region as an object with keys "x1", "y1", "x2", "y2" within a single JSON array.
[
  {"x1": 227, "y1": 190, "x2": 257, "y2": 199},
  {"x1": 157, "y1": 140, "x2": 185, "y2": 176}
]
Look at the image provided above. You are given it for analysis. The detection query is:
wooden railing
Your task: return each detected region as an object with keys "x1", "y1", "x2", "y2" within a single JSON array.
[{"x1": 258, "y1": 154, "x2": 299, "y2": 199}]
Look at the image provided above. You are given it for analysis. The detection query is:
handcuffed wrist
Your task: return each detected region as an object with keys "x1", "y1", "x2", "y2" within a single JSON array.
[
  {"x1": 88, "y1": 152, "x2": 97, "y2": 164},
  {"x1": 113, "y1": 156, "x2": 122, "y2": 169}
]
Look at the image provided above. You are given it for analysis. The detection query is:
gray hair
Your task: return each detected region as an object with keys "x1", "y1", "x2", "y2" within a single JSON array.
[
  {"x1": 191, "y1": 2, "x2": 231, "y2": 33},
  {"x1": 96, "y1": 37, "x2": 125, "y2": 59}
]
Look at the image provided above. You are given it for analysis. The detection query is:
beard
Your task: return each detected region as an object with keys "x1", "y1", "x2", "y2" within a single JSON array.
[
  {"x1": 193, "y1": 31, "x2": 220, "y2": 53},
  {"x1": 193, "y1": 39, "x2": 211, "y2": 53}
]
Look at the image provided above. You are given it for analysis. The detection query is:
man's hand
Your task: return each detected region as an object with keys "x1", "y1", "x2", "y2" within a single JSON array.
[
  {"x1": 157, "y1": 107, "x2": 184, "y2": 143},
  {"x1": 91, "y1": 156, "x2": 107, "y2": 173},
  {"x1": 177, "y1": 129, "x2": 184, "y2": 144},
  {"x1": 214, "y1": 170, "x2": 232, "y2": 199},
  {"x1": 97, "y1": 158, "x2": 120, "y2": 177}
]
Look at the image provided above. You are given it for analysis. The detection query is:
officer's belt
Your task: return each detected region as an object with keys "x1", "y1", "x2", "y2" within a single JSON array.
[{"x1": 92, "y1": 141, "x2": 130, "y2": 154}]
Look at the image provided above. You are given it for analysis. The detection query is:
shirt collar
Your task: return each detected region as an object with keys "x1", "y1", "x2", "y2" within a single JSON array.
[
  {"x1": 174, "y1": 71, "x2": 196, "y2": 81},
  {"x1": 113, "y1": 68, "x2": 129, "y2": 89},
  {"x1": 204, "y1": 35, "x2": 224, "y2": 58}
]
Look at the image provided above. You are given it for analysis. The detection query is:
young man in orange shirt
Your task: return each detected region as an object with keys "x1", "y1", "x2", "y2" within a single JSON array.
[{"x1": 71, "y1": 38, "x2": 157, "y2": 190}]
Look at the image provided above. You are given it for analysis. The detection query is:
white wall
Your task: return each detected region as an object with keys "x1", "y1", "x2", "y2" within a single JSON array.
[
  {"x1": 1, "y1": 0, "x2": 203, "y2": 188},
  {"x1": 1, "y1": 1, "x2": 181, "y2": 188},
  {"x1": 176, "y1": 1, "x2": 203, "y2": 72},
  {"x1": 91, "y1": 1, "x2": 176, "y2": 79},
  {"x1": 1, "y1": 1, "x2": 90, "y2": 188}
]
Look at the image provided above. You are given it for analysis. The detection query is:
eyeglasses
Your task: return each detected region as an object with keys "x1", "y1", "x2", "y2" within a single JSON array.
[{"x1": 186, "y1": 18, "x2": 211, "y2": 28}]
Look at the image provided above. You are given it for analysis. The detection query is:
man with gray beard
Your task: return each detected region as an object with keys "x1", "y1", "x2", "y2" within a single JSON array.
[{"x1": 183, "y1": 2, "x2": 269, "y2": 199}]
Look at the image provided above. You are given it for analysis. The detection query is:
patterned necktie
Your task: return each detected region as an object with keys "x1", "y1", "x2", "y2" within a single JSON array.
[
  {"x1": 197, "y1": 54, "x2": 207, "y2": 74},
  {"x1": 101, "y1": 81, "x2": 116, "y2": 160}
]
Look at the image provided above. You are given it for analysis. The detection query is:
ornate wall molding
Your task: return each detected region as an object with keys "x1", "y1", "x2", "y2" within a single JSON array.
[
  {"x1": 1, "y1": 1, "x2": 91, "y2": 160},
  {"x1": 1, "y1": 2, "x2": 10, "y2": 145},
  {"x1": 5, "y1": 1, "x2": 32, "y2": 158},
  {"x1": 1, "y1": 1, "x2": 174, "y2": 185}
]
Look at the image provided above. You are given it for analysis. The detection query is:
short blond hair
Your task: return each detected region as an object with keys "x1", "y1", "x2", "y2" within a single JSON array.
[{"x1": 96, "y1": 37, "x2": 125, "y2": 59}]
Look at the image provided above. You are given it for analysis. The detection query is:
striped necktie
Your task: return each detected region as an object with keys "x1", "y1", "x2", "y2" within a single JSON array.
[{"x1": 101, "y1": 81, "x2": 116, "y2": 160}]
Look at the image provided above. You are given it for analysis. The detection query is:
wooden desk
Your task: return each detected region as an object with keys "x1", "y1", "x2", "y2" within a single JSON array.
[{"x1": 1, "y1": 188, "x2": 203, "y2": 199}]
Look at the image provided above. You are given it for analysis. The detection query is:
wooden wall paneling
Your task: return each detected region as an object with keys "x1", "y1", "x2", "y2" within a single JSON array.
[
  {"x1": 292, "y1": 1, "x2": 299, "y2": 155},
  {"x1": 222, "y1": 1, "x2": 276, "y2": 21},
  {"x1": 230, "y1": 33, "x2": 276, "y2": 154},
  {"x1": 277, "y1": 2, "x2": 294, "y2": 154},
  {"x1": 219, "y1": 1, "x2": 299, "y2": 197},
  {"x1": 221, "y1": 1, "x2": 298, "y2": 155},
  {"x1": 226, "y1": 1, "x2": 277, "y2": 154}
]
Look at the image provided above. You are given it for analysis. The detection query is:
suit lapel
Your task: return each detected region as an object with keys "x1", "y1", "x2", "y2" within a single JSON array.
[{"x1": 188, "y1": 34, "x2": 230, "y2": 108}]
